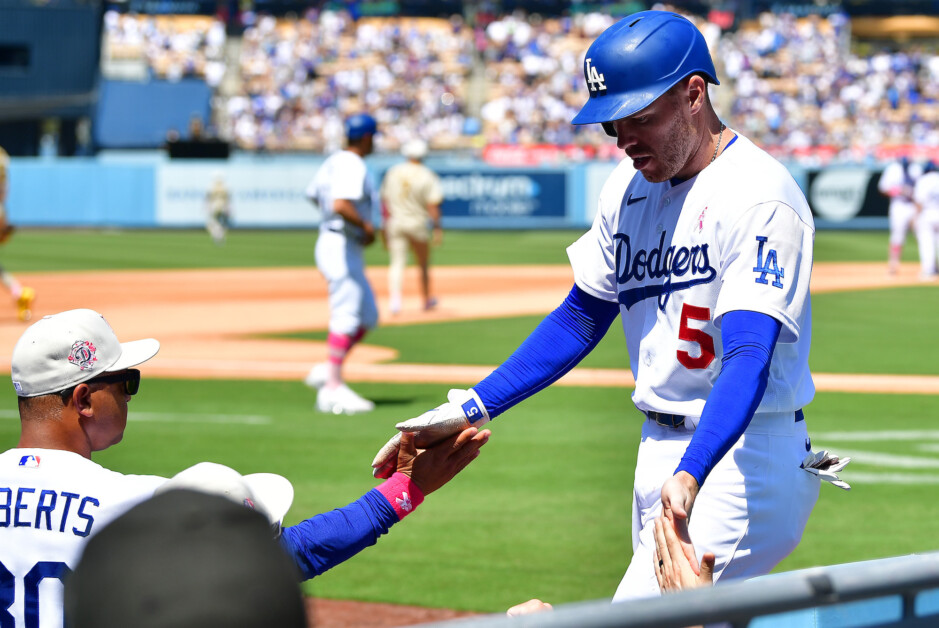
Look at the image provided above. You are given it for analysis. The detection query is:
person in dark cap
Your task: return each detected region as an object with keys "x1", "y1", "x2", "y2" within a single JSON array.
[{"x1": 64, "y1": 489, "x2": 307, "y2": 628}]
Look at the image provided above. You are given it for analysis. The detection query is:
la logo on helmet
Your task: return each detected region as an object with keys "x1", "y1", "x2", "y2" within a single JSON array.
[{"x1": 585, "y1": 58, "x2": 607, "y2": 93}]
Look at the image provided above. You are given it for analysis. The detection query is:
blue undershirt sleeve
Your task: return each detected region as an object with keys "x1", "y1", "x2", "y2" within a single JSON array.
[
  {"x1": 474, "y1": 284, "x2": 620, "y2": 418},
  {"x1": 278, "y1": 488, "x2": 399, "y2": 580},
  {"x1": 675, "y1": 310, "x2": 782, "y2": 487}
]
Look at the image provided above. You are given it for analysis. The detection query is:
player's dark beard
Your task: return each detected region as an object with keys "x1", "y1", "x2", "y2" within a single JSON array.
[{"x1": 640, "y1": 107, "x2": 696, "y2": 183}]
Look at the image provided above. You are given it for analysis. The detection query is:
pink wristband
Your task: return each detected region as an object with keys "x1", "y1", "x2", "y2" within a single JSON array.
[{"x1": 376, "y1": 472, "x2": 425, "y2": 520}]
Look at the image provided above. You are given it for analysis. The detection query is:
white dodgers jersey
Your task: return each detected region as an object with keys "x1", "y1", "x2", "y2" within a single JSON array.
[
  {"x1": 305, "y1": 150, "x2": 378, "y2": 241},
  {"x1": 0, "y1": 449, "x2": 165, "y2": 628},
  {"x1": 568, "y1": 134, "x2": 815, "y2": 419}
]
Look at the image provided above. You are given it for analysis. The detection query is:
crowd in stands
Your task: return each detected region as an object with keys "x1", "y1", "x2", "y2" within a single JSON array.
[
  {"x1": 101, "y1": 6, "x2": 939, "y2": 163},
  {"x1": 103, "y1": 12, "x2": 227, "y2": 87},
  {"x1": 719, "y1": 11, "x2": 939, "y2": 164},
  {"x1": 227, "y1": 11, "x2": 475, "y2": 152}
]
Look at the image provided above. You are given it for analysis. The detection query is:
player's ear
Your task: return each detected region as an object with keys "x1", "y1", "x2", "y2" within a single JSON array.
[
  {"x1": 685, "y1": 74, "x2": 708, "y2": 114},
  {"x1": 71, "y1": 383, "x2": 95, "y2": 416}
]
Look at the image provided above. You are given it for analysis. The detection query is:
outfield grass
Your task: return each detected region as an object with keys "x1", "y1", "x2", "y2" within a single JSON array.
[
  {"x1": 1, "y1": 227, "x2": 936, "y2": 612},
  {"x1": 2, "y1": 379, "x2": 936, "y2": 611},
  {"x1": 2, "y1": 227, "x2": 920, "y2": 271}
]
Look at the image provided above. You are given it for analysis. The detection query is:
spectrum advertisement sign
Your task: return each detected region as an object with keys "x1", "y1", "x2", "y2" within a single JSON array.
[{"x1": 436, "y1": 170, "x2": 567, "y2": 225}]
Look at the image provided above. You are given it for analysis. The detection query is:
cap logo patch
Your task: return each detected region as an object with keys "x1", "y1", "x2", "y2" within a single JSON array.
[
  {"x1": 585, "y1": 58, "x2": 607, "y2": 94},
  {"x1": 243, "y1": 497, "x2": 256, "y2": 510},
  {"x1": 68, "y1": 340, "x2": 98, "y2": 370}
]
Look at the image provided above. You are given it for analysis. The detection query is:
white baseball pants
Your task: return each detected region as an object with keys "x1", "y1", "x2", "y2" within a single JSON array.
[
  {"x1": 315, "y1": 230, "x2": 378, "y2": 336},
  {"x1": 612, "y1": 410, "x2": 820, "y2": 602}
]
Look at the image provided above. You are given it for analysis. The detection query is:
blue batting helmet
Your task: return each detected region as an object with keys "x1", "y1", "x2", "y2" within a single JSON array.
[
  {"x1": 344, "y1": 113, "x2": 377, "y2": 141},
  {"x1": 572, "y1": 11, "x2": 719, "y2": 133}
]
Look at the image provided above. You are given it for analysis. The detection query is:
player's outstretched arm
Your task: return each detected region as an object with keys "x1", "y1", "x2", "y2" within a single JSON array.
[
  {"x1": 371, "y1": 285, "x2": 619, "y2": 477},
  {"x1": 282, "y1": 427, "x2": 490, "y2": 579}
]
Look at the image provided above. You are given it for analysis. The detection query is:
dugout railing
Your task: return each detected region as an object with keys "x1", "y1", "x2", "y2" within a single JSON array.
[{"x1": 427, "y1": 552, "x2": 939, "y2": 628}]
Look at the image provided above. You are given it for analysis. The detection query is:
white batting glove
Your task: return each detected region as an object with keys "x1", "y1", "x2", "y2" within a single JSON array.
[
  {"x1": 801, "y1": 449, "x2": 851, "y2": 490},
  {"x1": 371, "y1": 389, "x2": 491, "y2": 478}
]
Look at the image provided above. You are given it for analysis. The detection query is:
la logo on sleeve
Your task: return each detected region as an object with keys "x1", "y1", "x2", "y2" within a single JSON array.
[{"x1": 753, "y1": 236, "x2": 785, "y2": 288}]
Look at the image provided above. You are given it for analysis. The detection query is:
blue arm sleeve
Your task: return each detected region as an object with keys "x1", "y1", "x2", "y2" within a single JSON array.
[
  {"x1": 279, "y1": 488, "x2": 399, "y2": 580},
  {"x1": 474, "y1": 284, "x2": 620, "y2": 418},
  {"x1": 675, "y1": 310, "x2": 782, "y2": 487}
]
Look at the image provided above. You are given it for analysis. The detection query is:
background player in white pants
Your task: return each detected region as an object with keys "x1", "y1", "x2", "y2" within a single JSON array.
[
  {"x1": 380, "y1": 138, "x2": 444, "y2": 314},
  {"x1": 304, "y1": 113, "x2": 381, "y2": 414},
  {"x1": 878, "y1": 156, "x2": 921, "y2": 275},
  {"x1": 913, "y1": 162, "x2": 939, "y2": 281},
  {"x1": 372, "y1": 10, "x2": 847, "y2": 601}
]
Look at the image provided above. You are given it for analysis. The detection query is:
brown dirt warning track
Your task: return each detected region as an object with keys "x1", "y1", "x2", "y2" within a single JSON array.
[{"x1": 0, "y1": 261, "x2": 936, "y2": 627}]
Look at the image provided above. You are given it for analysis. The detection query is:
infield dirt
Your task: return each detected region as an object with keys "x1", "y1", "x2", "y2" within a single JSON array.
[{"x1": 1, "y1": 261, "x2": 936, "y2": 395}]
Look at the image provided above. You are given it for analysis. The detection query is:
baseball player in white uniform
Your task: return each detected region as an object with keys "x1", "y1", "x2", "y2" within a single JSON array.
[
  {"x1": 372, "y1": 11, "x2": 847, "y2": 601},
  {"x1": 380, "y1": 139, "x2": 444, "y2": 314},
  {"x1": 878, "y1": 156, "x2": 921, "y2": 275},
  {"x1": 304, "y1": 113, "x2": 381, "y2": 414},
  {"x1": 913, "y1": 162, "x2": 939, "y2": 281},
  {"x1": 0, "y1": 309, "x2": 164, "y2": 628}
]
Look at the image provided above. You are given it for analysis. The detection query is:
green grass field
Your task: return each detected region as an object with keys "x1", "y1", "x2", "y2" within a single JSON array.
[
  {"x1": 1, "y1": 227, "x2": 922, "y2": 271},
  {"x1": 1, "y1": 228, "x2": 935, "y2": 611}
]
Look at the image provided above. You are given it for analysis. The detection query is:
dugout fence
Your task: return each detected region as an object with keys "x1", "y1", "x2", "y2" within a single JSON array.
[{"x1": 428, "y1": 552, "x2": 939, "y2": 628}]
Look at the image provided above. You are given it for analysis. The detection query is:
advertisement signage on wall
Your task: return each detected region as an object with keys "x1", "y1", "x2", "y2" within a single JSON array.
[
  {"x1": 436, "y1": 170, "x2": 567, "y2": 224},
  {"x1": 807, "y1": 167, "x2": 888, "y2": 224},
  {"x1": 156, "y1": 162, "x2": 321, "y2": 227}
]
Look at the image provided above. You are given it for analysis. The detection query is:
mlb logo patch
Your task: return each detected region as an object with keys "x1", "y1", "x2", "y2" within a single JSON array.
[{"x1": 19, "y1": 455, "x2": 41, "y2": 468}]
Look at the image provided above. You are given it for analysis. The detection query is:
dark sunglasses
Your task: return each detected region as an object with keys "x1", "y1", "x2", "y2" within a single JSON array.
[
  {"x1": 58, "y1": 369, "x2": 142, "y2": 403},
  {"x1": 89, "y1": 369, "x2": 142, "y2": 396}
]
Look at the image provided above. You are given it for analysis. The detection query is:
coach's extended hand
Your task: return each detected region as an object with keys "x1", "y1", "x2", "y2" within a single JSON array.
[
  {"x1": 397, "y1": 427, "x2": 490, "y2": 495},
  {"x1": 371, "y1": 389, "x2": 491, "y2": 478}
]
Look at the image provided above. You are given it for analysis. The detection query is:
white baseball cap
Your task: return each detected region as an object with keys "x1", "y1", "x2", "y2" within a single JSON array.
[
  {"x1": 11, "y1": 308, "x2": 160, "y2": 397},
  {"x1": 401, "y1": 138, "x2": 428, "y2": 160},
  {"x1": 157, "y1": 462, "x2": 295, "y2": 531}
]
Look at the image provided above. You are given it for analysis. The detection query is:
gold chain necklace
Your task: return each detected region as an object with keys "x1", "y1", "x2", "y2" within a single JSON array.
[{"x1": 710, "y1": 123, "x2": 726, "y2": 164}]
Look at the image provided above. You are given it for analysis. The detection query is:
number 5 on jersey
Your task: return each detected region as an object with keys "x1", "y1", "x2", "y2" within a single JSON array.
[{"x1": 677, "y1": 303, "x2": 715, "y2": 370}]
